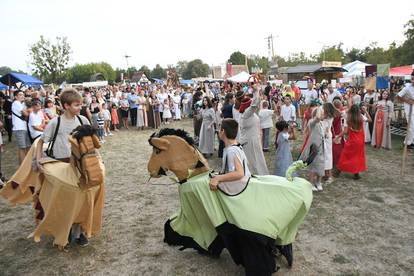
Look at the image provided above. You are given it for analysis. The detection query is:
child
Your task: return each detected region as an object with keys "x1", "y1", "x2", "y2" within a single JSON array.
[
  {"x1": 209, "y1": 118, "x2": 250, "y2": 191},
  {"x1": 162, "y1": 98, "x2": 172, "y2": 124},
  {"x1": 35, "y1": 88, "x2": 90, "y2": 247},
  {"x1": 44, "y1": 99, "x2": 57, "y2": 120},
  {"x1": 280, "y1": 95, "x2": 296, "y2": 123},
  {"x1": 102, "y1": 103, "x2": 112, "y2": 137},
  {"x1": 97, "y1": 112, "x2": 105, "y2": 143},
  {"x1": 28, "y1": 99, "x2": 46, "y2": 141},
  {"x1": 111, "y1": 103, "x2": 119, "y2": 131},
  {"x1": 259, "y1": 101, "x2": 274, "y2": 152},
  {"x1": 360, "y1": 102, "x2": 372, "y2": 144},
  {"x1": 274, "y1": 120, "x2": 296, "y2": 177}
]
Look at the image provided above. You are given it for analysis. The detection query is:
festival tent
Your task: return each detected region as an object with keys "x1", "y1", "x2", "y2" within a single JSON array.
[
  {"x1": 389, "y1": 65, "x2": 413, "y2": 77},
  {"x1": 0, "y1": 82, "x2": 7, "y2": 90},
  {"x1": 0, "y1": 72, "x2": 43, "y2": 87},
  {"x1": 342, "y1": 60, "x2": 371, "y2": 77},
  {"x1": 179, "y1": 79, "x2": 194, "y2": 85},
  {"x1": 227, "y1": 71, "x2": 251, "y2": 83}
]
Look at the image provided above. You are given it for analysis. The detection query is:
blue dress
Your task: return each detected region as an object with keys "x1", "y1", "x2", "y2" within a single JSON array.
[{"x1": 275, "y1": 132, "x2": 293, "y2": 177}]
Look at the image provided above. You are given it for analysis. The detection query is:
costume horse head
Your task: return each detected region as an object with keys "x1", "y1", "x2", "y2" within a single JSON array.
[
  {"x1": 147, "y1": 128, "x2": 209, "y2": 182},
  {"x1": 69, "y1": 125, "x2": 104, "y2": 189}
]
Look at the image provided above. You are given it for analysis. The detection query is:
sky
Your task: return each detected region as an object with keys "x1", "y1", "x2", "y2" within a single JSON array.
[{"x1": 0, "y1": 0, "x2": 413, "y2": 73}]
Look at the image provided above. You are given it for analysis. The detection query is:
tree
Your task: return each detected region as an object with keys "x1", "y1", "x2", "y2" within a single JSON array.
[
  {"x1": 175, "y1": 60, "x2": 188, "y2": 77},
  {"x1": 228, "y1": 51, "x2": 246, "y2": 65},
  {"x1": 65, "y1": 62, "x2": 116, "y2": 83},
  {"x1": 150, "y1": 64, "x2": 167, "y2": 79},
  {"x1": 182, "y1": 59, "x2": 210, "y2": 79},
  {"x1": 139, "y1": 65, "x2": 151, "y2": 78},
  {"x1": 316, "y1": 44, "x2": 345, "y2": 63},
  {"x1": 29, "y1": 36, "x2": 71, "y2": 83},
  {"x1": 247, "y1": 55, "x2": 270, "y2": 74},
  {"x1": 0, "y1": 66, "x2": 12, "y2": 76},
  {"x1": 345, "y1": 48, "x2": 366, "y2": 62}
]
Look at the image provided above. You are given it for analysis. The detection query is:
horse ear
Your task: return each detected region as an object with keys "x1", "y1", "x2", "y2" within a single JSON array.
[{"x1": 150, "y1": 137, "x2": 170, "y2": 151}]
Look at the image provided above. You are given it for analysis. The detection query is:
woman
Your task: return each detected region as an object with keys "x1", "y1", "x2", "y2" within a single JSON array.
[
  {"x1": 239, "y1": 85, "x2": 269, "y2": 175},
  {"x1": 119, "y1": 93, "x2": 130, "y2": 130},
  {"x1": 90, "y1": 96, "x2": 101, "y2": 130},
  {"x1": 371, "y1": 90, "x2": 394, "y2": 149},
  {"x1": 147, "y1": 90, "x2": 161, "y2": 129},
  {"x1": 322, "y1": 102, "x2": 339, "y2": 183},
  {"x1": 332, "y1": 99, "x2": 344, "y2": 170},
  {"x1": 199, "y1": 97, "x2": 215, "y2": 157},
  {"x1": 172, "y1": 90, "x2": 182, "y2": 121},
  {"x1": 136, "y1": 90, "x2": 148, "y2": 130},
  {"x1": 192, "y1": 89, "x2": 204, "y2": 143},
  {"x1": 363, "y1": 89, "x2": 379, "y2": 136},
  {"x1": 80, "y1": 97, "x2": 92, "y2": 123},
  {"x1": 335, "y1": 104, "x2": 366, "y2": 180}
]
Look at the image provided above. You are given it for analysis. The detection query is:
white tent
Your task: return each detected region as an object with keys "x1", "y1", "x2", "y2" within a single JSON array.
[
  {"x1": 227, "y1": 71, "x2": 251, "y2": 82},
  {"x1": 342, "y1": 60, "x2": 371, "y2": 77}
]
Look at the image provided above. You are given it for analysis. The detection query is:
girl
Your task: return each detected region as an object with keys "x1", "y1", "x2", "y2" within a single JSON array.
[
  {"x1": 371, "y1": 90, "x2": 393, "y2": 149},
  {"x1": 162, "y1": 98, "x2": 172, "y2": 124},
  {"x1": 335, "y1": 104, "x2": 367, "y2": 180},
  {"x1": 90, "y1": 96, "x2": 101, "y2": 131},
  {"x1": 274, "y1": 120, "x2": 296, "y2": 177},
  {"x1": 332, "y1": 99, "x2": 345, "y2": 170},
  {"x1": 102, "y1": 103, "x2": 112, "y2": 136},
  {"x1": 360, "y1": 102, "x2": 372, "y2": 143},
  {"x1": 322, "y1": 102, "x2": 339, "y2": 184},
  {"x1": 111, "y1": 102, "x2": 119, "y2": 131},
  {"x1": 199, "y1": 97, "x2": 215, "y2": 157},
  {"x1": 44, "y1": 99, "x2": 57, "y2": 120}
]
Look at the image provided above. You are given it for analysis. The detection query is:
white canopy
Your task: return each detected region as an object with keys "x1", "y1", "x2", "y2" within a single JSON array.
[
  {"x1": 342, "y1": 60, "x2": 371, "y2": 77},
  {"x1": 227, "y1": 71, "x2": 251, "y2": 83}
]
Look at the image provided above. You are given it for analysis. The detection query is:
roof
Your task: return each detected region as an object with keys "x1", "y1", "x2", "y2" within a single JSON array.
[
  {"x1": 390, "y1": 65, "x2": 413, "y2": 77},
  {"x1": 0, "y1": 72, "x2": 43, "y2": 87},
  {"x1": 287, "y1": 64, "x2": 347, "y2": 74}
]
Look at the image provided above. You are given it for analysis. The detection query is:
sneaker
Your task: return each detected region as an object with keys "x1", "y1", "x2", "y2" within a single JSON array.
[
  {"x1": 108, "y1": 132, "x2": 114, "y2": 136},
  {"x1": 316, "y1": 182, "x2": 323, "y2": 191},
  {"x1": 77, "y1": 233, "x2": 89, "y2": 247},
  {"x1": 104, "y1": 133, "x2": 108, "y2": 137},
  {"x1": 100, "y1": 140, "x2": 105, "y2": 144},
  {"x1": 312, "y1": 185, "x2": 318, "y2": 192},
  {"x1": 325, "y1": 177, "x2": 334, "y2": 185}
]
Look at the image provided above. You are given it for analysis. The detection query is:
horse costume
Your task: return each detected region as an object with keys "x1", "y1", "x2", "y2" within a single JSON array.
[
  {"x1": 0, "y1": 125, "x2": 105, "y2": 248},
  {"x1": 147, "y1": 128, "x2": 314, "y2": 275}
]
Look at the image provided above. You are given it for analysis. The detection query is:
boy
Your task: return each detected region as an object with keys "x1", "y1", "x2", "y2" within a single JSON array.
[
  {"x1": 28, "y1": 99, "x2": 45, "y2": 141},
  {"x1": 35, "y1": 88, "x2": 90, "y2": 246},
  {"x1": 258, "y1": 101, "x2": 274, "y2": 152},
  {"x1": 209, "y1": 118, "x2": 250, "y2": 191},
  {"x1": 280, "y1": 95, "x2": 296, "y2": 124}
]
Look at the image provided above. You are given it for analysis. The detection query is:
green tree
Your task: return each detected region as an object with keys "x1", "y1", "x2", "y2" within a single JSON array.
[
  {"x1": 29, "y1": 36, "x2": 71, "y2": 83},
  {"x1": 0, "y1": 66, "x2": 12, "y2": 76},
  {"x1": 228, "y1": 51, "x2": 246, "y2": 65},
  {"x1": 316, "y1": 44, "x2": 345, "y2": 63},
  {"x1": 345, "y1": 48, "x2": 366, "y2": 62},
  {"x1": 175, "y1": 60, "x2": 188, "y2": 76},
  {"x1": 182, "y1": 59, "x2": 210, "y2": 79},
  {"x1": 139, "y1": 65, "x2": 151, "y2": 78},
  {"x1": 65, "y1": 62, "x2": 116, "y2": 83},
  {"x1": 394, "y1": 17, "x2": 414, "y2": 66},
  {"x1": 150, "y1": 64, "x2": 167, "y2": 79},
  {"x1": 247, "y1": 55, "x2": 270, "y2": 74}
]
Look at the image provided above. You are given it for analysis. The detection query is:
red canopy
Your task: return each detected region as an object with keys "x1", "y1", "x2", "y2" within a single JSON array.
[{"x1": 389, "y1": 65, "x2": 413, "y2": 76}]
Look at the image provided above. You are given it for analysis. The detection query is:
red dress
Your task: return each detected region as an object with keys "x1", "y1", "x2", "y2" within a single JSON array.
[
  {"x1": 337, "y1": 122, "x2": 366, "y2": 173},
  {"x1": 331, "y1": 116, "x2": 343, "y2": 167}
]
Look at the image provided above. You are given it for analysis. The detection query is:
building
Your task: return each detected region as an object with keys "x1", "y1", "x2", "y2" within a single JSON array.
[{"x1": 286, "y1": 62, "x2": 347, "y2": 82}]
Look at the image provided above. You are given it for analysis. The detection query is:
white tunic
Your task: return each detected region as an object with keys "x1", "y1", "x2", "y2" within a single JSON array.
[{"x1": 397, "y1": 83, "x2": 414, "y2": 144}]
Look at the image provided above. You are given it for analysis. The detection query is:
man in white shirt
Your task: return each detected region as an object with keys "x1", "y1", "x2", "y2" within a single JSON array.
[
  {"x1": 281, "y1": 95, "x2": 296, "y2": 123},
  {"x1": 326, "y1": 84, "x2": 343, "y2": 103},
  {"x1": 11, "y1": 91, "x2": 30, "y2": 164},
  {"x1": 396, "y1": 71, "x2": 414, "y2": 148},
  {"x1": 302, "y1": 83, "x2": 318, "y2": 105}
]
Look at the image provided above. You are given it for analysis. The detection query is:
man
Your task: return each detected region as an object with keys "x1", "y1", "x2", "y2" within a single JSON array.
[
  {"x1": 396, "y1": 70, "x2": 414, "y2": 149},
  {"x1": 326, "y1": 84, "x2": 342, "y2": 103},
  {"x1": 128, "y1": 88, "x2": 139, "y2": 126},
  {"x1": 11, "y1": 91, "x2": 30, "y2": 164},
  {"x1": 301, "y1": 83, "x2": 317, "y2": 130}
]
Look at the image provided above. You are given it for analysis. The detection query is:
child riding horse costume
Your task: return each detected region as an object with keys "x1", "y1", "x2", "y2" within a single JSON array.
[
  {"x1": 0, "y1": 125, "x2": 105, "y2": 248},
  {"x1": 147, "y1": 128, "x2": 314, "y2": 275}
]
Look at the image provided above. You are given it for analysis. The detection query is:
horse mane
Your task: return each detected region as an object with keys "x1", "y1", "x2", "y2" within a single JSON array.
[
  {"x1": 153, "y1": 128, "x2": 195, "y2": 146},
  {"x1": 71, "y1": 125, "x2": 97, "y2": 141}
]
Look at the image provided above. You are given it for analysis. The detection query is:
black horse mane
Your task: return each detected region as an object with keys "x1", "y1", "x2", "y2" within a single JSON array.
[
  {"x1": 71, "y1": 125, "x2": 97, "y2": 141},
  {"x1": 151, "y1": 128, "x2": 195, "y2": 146}
]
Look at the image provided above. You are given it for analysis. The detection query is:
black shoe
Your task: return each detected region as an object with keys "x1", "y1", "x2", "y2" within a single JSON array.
[
  {"x1": 77, "y1": 233, "x2": 89, "y2": 247},
  {"x1": 280, "y1": 244, "x2": 293, "y2": 268}
]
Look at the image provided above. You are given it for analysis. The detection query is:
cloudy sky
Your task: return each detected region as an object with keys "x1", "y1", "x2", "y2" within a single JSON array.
[{"x1": 1, "y1": 0, "x2": 413, "y2": 72}]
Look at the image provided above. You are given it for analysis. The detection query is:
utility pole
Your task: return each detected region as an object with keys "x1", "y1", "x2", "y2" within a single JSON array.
[
  {"x1": 124, "y1": 54, "x2": 131, "y2": 70},
  {"x1": 264, "y1": 34, "x2": 278, "y2": 66}
]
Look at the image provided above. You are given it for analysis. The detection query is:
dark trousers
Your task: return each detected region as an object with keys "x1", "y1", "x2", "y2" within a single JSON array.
[
  {"x1": 4, "y1": 116, "x2": 12, "y2": 142},
  {"x1": 218, "y1": 139, "x2": 225, "y2": 158},
  {"x1": 130, "y1": 108, "x2": 138, "y2": 126}
]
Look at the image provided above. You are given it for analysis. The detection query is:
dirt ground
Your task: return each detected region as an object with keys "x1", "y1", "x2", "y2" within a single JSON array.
[{"x1": 1, "y1": 119, "x2": 413, "y2": 276}]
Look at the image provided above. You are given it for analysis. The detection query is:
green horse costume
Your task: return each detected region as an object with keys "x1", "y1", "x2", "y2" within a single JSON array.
[{"x1": 147, "y1": 129, "x2": 314, "y2": 275}]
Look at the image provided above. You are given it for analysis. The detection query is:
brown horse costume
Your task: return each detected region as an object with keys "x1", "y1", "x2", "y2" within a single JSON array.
[{"x1": 0, "y1": 125, "x2": 105, "y2": 248}]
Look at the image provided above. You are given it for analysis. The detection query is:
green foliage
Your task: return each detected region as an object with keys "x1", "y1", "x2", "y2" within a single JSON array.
[
  {"x1": 150, "y1": 64, "x2": 167, "y2": 79},
  {"x1": 29, "y1": 36, "x2": 71, "y2": 83},
  {"x1": 316, "y1": 44, "x2": 346, "y2": 63},
  {"x1": 278, "y1": 52, "x2": 317, "y2": 67},
  {"x1": 65, "y1": 62, "x2": 116, "y2": 83},
  {"x1": 228, "y1": 51, "x2": 246, "y2": 65},
  {"x1": 247, "y1": 55, "x2": 270, "y2": 74},
  {"x1": 0, "y1": 66, "x2": 26, "y2": 76},
  {"x1": 139, "y1": 65, "x2": 151, "y2": 78},
  {"x1": 175, "y1": 60, "x2": 188, "y2": 76},
  {"x1": 182, "y1": 59, "x2": 210, "y2": 79}
]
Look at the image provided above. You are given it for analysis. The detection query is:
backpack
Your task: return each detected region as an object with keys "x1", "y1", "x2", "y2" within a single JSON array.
[{"x1": 45, "y1": 115, "x2": 83, "y2": 158}]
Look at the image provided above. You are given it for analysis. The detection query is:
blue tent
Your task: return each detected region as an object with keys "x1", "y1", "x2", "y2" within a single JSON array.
[
  {"x1": 0, "y1": 72, "x2": 43, "y2": 87},
  {"x1": 151, "y1": 78, "x2": 164, "y2": 84},
  {"x1": 0, "y1": 82, "x2": 7, "y2": 90},
  {"x1": 179, "y1": 79, "x2": 194, "y2": 85}
]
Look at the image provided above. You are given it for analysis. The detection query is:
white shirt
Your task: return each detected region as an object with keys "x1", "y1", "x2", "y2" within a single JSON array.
[
  {"x1": 281, "y1": 104, "x2": 296, "y2": 122},
  {"x1": 327, "y1": 90, "x2": 342, "y2": 103},
  {"x1": 258, "y1": 109, "x2": 274, "y2": 129},
  {"x1": 12, "y1": 101, "x2": 27, "y2": 131},
  {"x1": 303, "y1": 89, "x2": 318, "y2": 104},
  {"x1": 397, "y1": 83, "x2": 414, "y2": 116},
  {"x1": 29, "y1": 111, "x2": 44, "y2": 138}
]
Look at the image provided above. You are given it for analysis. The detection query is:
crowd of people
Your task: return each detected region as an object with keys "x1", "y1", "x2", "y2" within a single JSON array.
[{"x1": 1, "y1": 70, "x2": 413, "y2": 193}]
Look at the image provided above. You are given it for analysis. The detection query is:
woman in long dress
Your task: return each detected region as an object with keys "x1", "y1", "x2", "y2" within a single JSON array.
[
  {"x1": 147, "y1": 91, "x2": 160, "y2": 129},
  {"x1": 172, "y1": 91, "x2": 181, "y2": 121},
  {"x1": 198, "y1": 97, "x2": 215, "y2": 157},
  {"x1": 239, "y1": 86, "x2": 269, "y2": 175},
  {"x1": 322, "y1": 103, "x2": 338, "y2": 183},
  {"x1": 332, "y1": 99, "x2": 344, "y2": 170},
  {"x1": 136, "y1": 90, "x2": 148, "y2": 130},
  {"x1": 371, "y1": 90, "x2": 394, "y2": 149}
]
